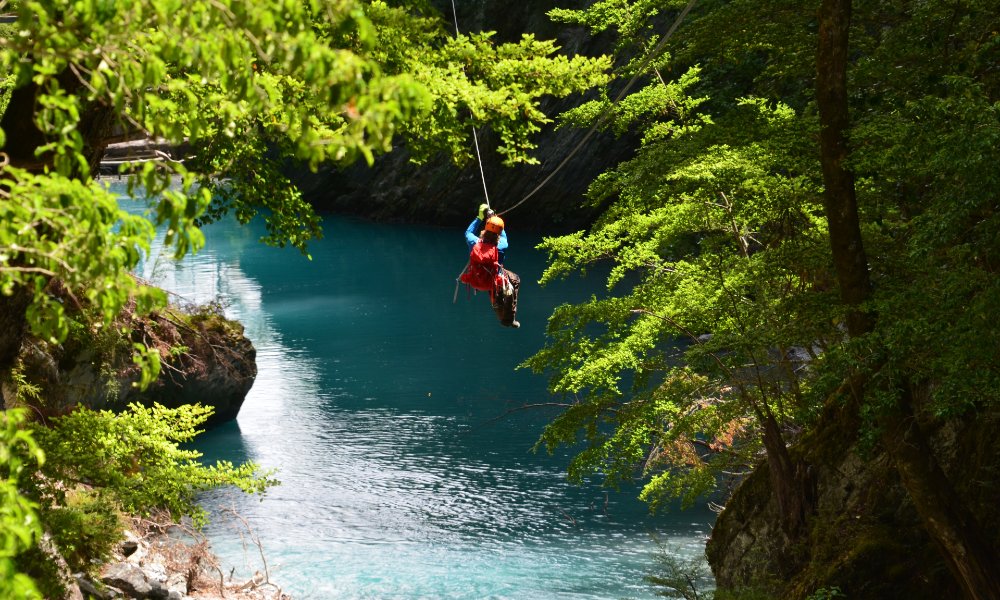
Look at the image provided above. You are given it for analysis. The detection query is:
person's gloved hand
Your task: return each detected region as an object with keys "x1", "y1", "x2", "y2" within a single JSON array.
[{"x1": 478, "y1": 203, "x2": 490, "y2": 220}]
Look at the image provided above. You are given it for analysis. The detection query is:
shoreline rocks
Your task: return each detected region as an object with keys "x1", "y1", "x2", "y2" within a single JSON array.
[{"x1": 74, "y1": 523, "x2": 288, "y2": 600}]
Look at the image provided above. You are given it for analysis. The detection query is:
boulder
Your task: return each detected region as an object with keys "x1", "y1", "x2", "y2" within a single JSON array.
[
  {"x1": 2, "y1": 300, "x2": 256, "y2": 427},
  {"x1": 102, "y1": 563, "x2": 153, "y2": 598}
]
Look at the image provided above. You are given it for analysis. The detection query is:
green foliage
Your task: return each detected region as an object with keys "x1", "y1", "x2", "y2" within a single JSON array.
[
  {"x1": 526, "y1": 88, "x2": 833, "y2": 508},
  {"x1": 1, "y1": 403, "x2": 276, "y2": 595},
  {"x1": 0, "y1": 410, "x2": 44, "y2": 600},
  {"x1": 7, "y1": 362, "x2": 42, "y2": 407},
  {"x1": 1, "y1": 0, "x2": 400, "y2": 353},
  {"x1": 0, "y1": 0, "x2": 608, "y2": 387},
  {"x1": 645, "y1": 539, "x2": 714, "y2": 599},
  {"x1": 366, "y1": 1, "x2": 611, "y2": 166},
  {"x1": 805, "y1": 588, "x2": 844, "y2": 600},
  {"x1": 131, "y1": 342, "x2": 162, "y2": 391},
  {"x1": 35, "y1": 489, "x2": 123, "y2": 580},
  {"x1": 0, "y1": 70, "x2": 12, "y2": 120},
  {"x1": 550, "y1": 0, "x2": 685, "y2": 59},
  {"x1": 529, "y1": 0, "x2": 1000, "y2": 521},
  {"x1": 0, "y1": 402, "x2": 275, "y2": 595},
  {"x1": 558, "y1": 66, "x2": 709, "y2": 139},
  {"x1": 26, "y1": 403, "x2": 276, "y2": 527},
  {"x1": 0, "y1": 172, "x2": 163, "y2": 343}
]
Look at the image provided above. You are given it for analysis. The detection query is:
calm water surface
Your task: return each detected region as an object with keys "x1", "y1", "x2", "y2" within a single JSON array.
[{"x1": 123, "y1": 191, "x2": 714, "y2": 599}]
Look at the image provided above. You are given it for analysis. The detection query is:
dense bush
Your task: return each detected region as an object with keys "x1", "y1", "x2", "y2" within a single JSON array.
[{"x1": 1, "y1": 403, "x2": 276, "y2": 595}]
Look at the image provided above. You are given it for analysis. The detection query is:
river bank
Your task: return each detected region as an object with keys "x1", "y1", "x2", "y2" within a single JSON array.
[{"x1": 73, "y1": 513, "x2": 288, "y2": 600}]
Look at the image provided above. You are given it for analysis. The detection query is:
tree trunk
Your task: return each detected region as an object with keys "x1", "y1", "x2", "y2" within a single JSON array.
[
  {"x1": 0, "y1": 79, "x2": 51, "y2": 172},
  {"x1": 760, "y1": 410, "x2": 813, "y2": 535},
  {"x1": 0, "y1": 69, "x2": 115, "y2": 390},
  {"x1": 815, "y1": 0, "x2": 873, "y2": 338},
  {"x1": 0, "y1": 286, "x2": 32, "y2": 377},
  {"x1": 1, "y1": 68, "x2": 115, "y2": 175},
  {"x1": 816, "y1": 1, "x2": 1000, "y2": 597},
  {"x1": 881, "y1": 386, "x2": 1000, "y2": 599}
]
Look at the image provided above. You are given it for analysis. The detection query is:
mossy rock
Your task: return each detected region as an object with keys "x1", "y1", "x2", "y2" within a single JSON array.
[{"x1": 3, "y1": 296, "x2": 256, "y2": 426}]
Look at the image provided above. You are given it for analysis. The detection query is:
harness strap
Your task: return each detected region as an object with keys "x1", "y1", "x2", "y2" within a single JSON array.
[{"x1": 454, "y1": 263, "x2": 469, "y2": 304}]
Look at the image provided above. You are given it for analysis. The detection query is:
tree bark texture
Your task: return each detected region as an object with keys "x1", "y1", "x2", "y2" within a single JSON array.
[
  {"x1": 0, "y1": 69, "x2": 115, "y2": 175},
  {"x1": 760, "y1": 410, "x2": 814, "y2": 536},
  {"x1": 881, "y1": 386, "x2": 1000, "y2": 599},
  {"x1": 816, "y1": 1, "x2": 1000, "y2": 597},
  {"x1": 815, "y1": 0, "x2": 874, "y2": 338},
  {"x1": 0, "y1": 286, "x2": 32, "y2": 377},
  {"x1": 0, "y1": 79, "x2": 50, "y2": 171}
]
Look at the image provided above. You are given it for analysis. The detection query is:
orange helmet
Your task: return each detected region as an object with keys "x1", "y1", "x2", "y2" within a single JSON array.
[{"x1": 485, "y1": 216, "x2": 504, "y2": 234}]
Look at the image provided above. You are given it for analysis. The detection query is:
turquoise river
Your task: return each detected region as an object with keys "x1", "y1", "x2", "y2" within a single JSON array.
[{"x1": 124, "y1": 190, "x2": 715, "y2": 599}]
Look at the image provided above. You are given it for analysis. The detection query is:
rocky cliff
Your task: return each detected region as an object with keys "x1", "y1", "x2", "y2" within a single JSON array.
[
  {"x1": 706, "y1": 403, "x2": 1000, "y2": 598},
  {"x1": 2, "y1": 294, "x2": 255, "y2": 427}
]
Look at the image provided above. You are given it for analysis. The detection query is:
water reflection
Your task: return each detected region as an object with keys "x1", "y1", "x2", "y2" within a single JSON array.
[{"x1": 120, "y1": 188, "x2": 714, "y2": 599}]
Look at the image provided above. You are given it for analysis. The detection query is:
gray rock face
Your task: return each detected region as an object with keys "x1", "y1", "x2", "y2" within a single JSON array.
[
  {"x1": 165, "y1": 572, "x2": 188, "y2": 600},
  {"x1": 130, "y1": 311, "x2": 257, "y2": 426},
  {"x1": 76, "y1": 575, "x2": 108, "y2": 599},
  {"x1": 99, "y1": 560, "x2": 177, "y2": 599},
  {"x1": 706, "y1": 408, "x2": 1000, "y2": 598},
  {"x1": 102, "y1": 562, "x2": 154, "y2": 598},
  {"x1": 2, "y1": 304, "x2": 256, "y2": 427}
]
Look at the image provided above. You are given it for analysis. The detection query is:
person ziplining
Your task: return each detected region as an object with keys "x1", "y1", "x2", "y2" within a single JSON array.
[
  {"x1": 447, "y1": 0, "x2": 697, "y2": 329},
  {"x1": 459, "y1": 208, "x2": 520, "y2": 328},
  {"x1": 466, "y1": 203, "x2": 507, "y2": 263}
]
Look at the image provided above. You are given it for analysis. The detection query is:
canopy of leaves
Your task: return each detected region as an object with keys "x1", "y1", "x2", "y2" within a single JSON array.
[
  {"x1": 0, "y1": 0, "x2": 608, "y2": 350},
  {"x1": 527, "y1": 0, "x2": 1000, "y2": 509},
  {"x1": 0, "y1": 0, "x2": 610, "y2": 592}
]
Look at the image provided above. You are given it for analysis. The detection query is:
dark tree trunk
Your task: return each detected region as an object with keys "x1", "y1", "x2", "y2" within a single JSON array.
[
  {"x1": 0, "y1": 287, "x2": 32, "y2": 378},
  {"x1": 1, "y1": 68, "x2": 115, "y2": 175},
  {"x1": 0, "y1": 79, "x2": 51, "y2": 172},
  {"x1": 760, "y1": 410, "x2": 814, "y2": 535},
  {"x1": 816, "y1": 1, "x2": 1000, "y2": 597},
  {"x1": 882, "y1": 386, "x2": 1000, "y2": 599},
  {"x1": 0, "y1": 68, "x2": 116, "y2": 396},
  {"x1": 815, "y1": 0, "x2": 873, "y2": 338}
]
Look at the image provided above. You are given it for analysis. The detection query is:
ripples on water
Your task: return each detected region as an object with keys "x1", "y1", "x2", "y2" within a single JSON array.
[{"x1": 119, "y1": 191, "x2": 714, "y2": 599}]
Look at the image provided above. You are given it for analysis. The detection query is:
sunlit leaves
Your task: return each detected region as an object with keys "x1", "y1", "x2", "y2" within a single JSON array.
[
  {"x1": 558, "y1": 66, "x2": 708, "y2": 138},
  {"x1": 0, "y1": 0, "x2": 434, "y2": 258},
  {"x1": 26, "y1": 403, "x2": 277, "y2": 527},
  {"x1": 526, "y1": 25, "x2": 833, "y2": 507},
  {"x1": 0, "y1": 170, "x2": 159, "y2": 343},
  {"x1": 532, "y1": 0, "x2": 1000, "y2": 516},
  {"x1": 0, "y1": 410, "x2": 43, "y2": 600},
  {"x1": 366, "y1": 3, "x2": 611, "y2": 166}
]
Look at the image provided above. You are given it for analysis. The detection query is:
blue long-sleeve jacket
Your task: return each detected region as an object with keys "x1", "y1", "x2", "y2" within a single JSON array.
[{"x1": 465, "y1": 218, "x2": 507, "y2": 263}]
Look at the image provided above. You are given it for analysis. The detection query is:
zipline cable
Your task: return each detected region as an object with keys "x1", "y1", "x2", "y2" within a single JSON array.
[
  {"x1": 452, "y1": 0, "x2": 698, "y2": 302},
  {"x1": 450, "y1": 0, "x2": 491, "y2": 209},
  {"x1": 497, "y1": 0, "x2": 699, "y2": 217}
]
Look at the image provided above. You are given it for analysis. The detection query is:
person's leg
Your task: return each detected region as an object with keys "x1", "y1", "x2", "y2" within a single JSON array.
[
  {"x1": 491, "y1": 284, "x2": 505, "y2": 324},
  {"x1": 496, "y1": 270, "x2": 520, "y2": 327},
  {"x1": 506, "y1": 271, "x2": 520, "y2": 327}
]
